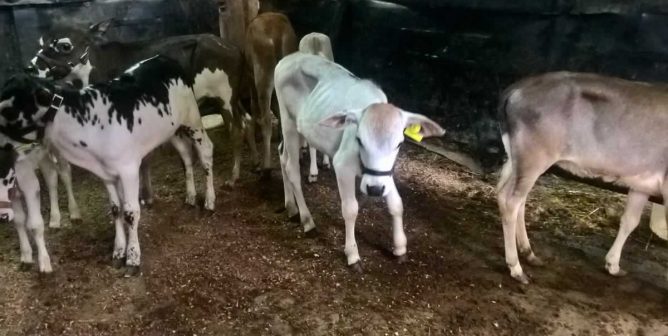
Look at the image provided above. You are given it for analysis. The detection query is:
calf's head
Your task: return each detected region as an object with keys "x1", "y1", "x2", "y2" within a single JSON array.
[
  {"x1": 27, "y1": 21, "x2": 107, "y2": 88},
  {"x1": 321, "y1": 103, "x2": 445, "y2": 197},
  {"x1": 0, "y1": 144, "x2": 17, "y2": 223}
]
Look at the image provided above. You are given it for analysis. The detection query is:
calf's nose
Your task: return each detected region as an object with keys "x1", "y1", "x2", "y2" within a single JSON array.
[
  {"x1": 366, "y1": 185, "x2": 385, "y2": 197},
  {"x1": 0, "y1": 213, "x2": 9, "y2": 223}
]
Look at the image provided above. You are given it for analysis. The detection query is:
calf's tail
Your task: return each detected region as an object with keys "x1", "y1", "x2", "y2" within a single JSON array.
[{"x1": 497, "y1": 89, "x2": 515, "y2": 190}]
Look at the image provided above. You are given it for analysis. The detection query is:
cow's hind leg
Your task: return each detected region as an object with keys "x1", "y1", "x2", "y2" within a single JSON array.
[
  {"x1": 56, "y1": 158, "x2": 81, "y2": 222},
  {"x1": 281, "y1": 126, "x2": 315, "y2": 231},
  {"x1": 497, "y1": 157, "x2": 545, "y2": 284},
  {"x1": 39, "y1": 158, "x2": 62, "y2": 228},
  {"x1": 516, "y1": 199, "x2": 543, "y2": 266},
  {"x1": 224, "y1": 108, "x2": 242, "y2": 186},
  {"x1": 189, "y1": 128, "x2": 216, "y2": 210},
  {"x1": 170, "y1": 136, "x2": 197, "y2": 206},
  {"x1": 278, "y1": 141, "x2": 299, "y2": 221},
  {"x1": 139, "y1": 158, "x2": 154, "y2": 206},
  {"x1": 253, "y1": 61, "x2": 275, "y2": 178},
  {"x1": 308, "y1": 145, "x2": 319, "y2": 183},
  {"x1": 604, "y1": 190, "x2": 648, "y2": 276},
  {"x1": 322, "y1": 153, "x2": 331, "y2": 170},
  {"x1": 13, "y1": 194, "x2": 33, "y2": 269},
  {"x1": 104, "y1": 181, "x2": 126, "y2": 268},
  {"x1": 19, "y1": 167, "x2": 52, "y2": 273},
  {"x1": 119, "y1": 169, "x2": 142, "y2": 276}
]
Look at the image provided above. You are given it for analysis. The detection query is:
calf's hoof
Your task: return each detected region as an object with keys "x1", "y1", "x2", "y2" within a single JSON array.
[
  {"x1": 18, "y1": 262, "x2": 33, "y2": 272},
  {"x1": 224, "y1": 179, "x2": 236, "y2": 187},
  {"x1": 204, "y1": 199, "x2": 216, "y2": 211},
  {"x1": 349, "y1": 262, "x2": 364, "y2": 274},
  {"x1": 124, "y1": 266, "x2": 141, "y2": 277},
  {"x1": 112, "y1": 257, "x2": 125, "y2": 269},
  {"x1": 323, "y1": 163, "x2": 331, "y2": 170},
  {"x1": 140, "y1": 198, "x2": 154, "y2": 208},
  {"x1": 304, "y1": 227, "x2": 318, "y2": 239},
  {"x1": 185, "y1": 195, "x2": 197, "y2": 207},
  {"x1": 70, "y1": 218, "x2": 84, "y2": 225},
  {"x1": 288, "y1": 213, "x2": 300, "y2": 223},
  {"x1": 512, "y1": 272, "x2": 531, "y2": 285},
  {"x1": 605, "y1": 262, "x2": 627, "y2": 277},
  {"x1": 303, "y1": 219, "x2": 316, "y2": 233},
  {"x1": 526, "y1": 253, "x2": 545, "y2": 267},
  {"x1": 307, "y1": 174, "x2": 318, "y2": 183},
  {"x1": 396, "y1": 254, "x2": 408, "y2": 264}
]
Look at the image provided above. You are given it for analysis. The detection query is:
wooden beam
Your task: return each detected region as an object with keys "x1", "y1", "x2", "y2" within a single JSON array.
[
  {"x1": 410, "y1": 140, "x2": 664, "y2": 205},
  {"x1": 407, "y1": 139, "x2": 484, "y2": 175}
]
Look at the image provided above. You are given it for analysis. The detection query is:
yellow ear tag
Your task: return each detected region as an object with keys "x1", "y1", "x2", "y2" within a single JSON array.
[{"x1": 404, "y1": 124, "x2": 423, "y2": 142}]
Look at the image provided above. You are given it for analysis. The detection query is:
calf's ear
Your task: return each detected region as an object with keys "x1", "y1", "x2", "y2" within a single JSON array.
[
  {"x1": 402, "y1": 111, "x2": 445, "y2": 138},
  {"x1": 319, "y1": 108, "x2": 363, "y2": 129},
  {"x1": 89, "y1": 20, "x2": 113, "y2": 37}
]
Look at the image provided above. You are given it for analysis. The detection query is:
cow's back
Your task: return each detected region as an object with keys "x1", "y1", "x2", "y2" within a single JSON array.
[
  {"x1": 275, "y1": 53, "x2": 386, "y2": 156},
  {"x1": 502, "y1": 71, "x2": 668, "y2": 194}
]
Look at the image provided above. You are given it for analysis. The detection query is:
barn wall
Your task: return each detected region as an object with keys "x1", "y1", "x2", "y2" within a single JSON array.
[
  {"x1": 0, "y1": 0, "x2": 219, "y2": 83},
  {"x1": 3, "y1": 0, "x2": 668, "y2": 169},
  {"x1": 269, "y1": 0, "x2": 668, "y2": 169}
]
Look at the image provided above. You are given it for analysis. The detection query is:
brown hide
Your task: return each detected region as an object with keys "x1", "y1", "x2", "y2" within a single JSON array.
[{"x1": 219, "y1": 0, "x2": 297, "y2": 173}]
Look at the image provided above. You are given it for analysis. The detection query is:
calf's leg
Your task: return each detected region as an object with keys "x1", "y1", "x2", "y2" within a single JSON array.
[
  {"x1": 139, "y1": 158, "x2": 154, "y2": 206},
  {"x1": 52, "y1": 154, "x2": 81, "y2": 221},
  {"x1": 515, "y1": 199, "x2": 543, "y2": 266},
  {"x1": 497, "y1": 158, "x2": 545, "y2": 284},
  {"x1": 18, "y1": 166, "x2": 52, "y2": 273},
  {"x1": 604, "y1": 190, "x2": 647, "y2": 276},
  {"x1": 104, "y1": 181, "x2": 126, "y2": 268},
  {"x1": 13, "y1": 195, "x2": 32, "y2": 267},
  {"x1": 385, "y1": 181, "x2": 407, "y2": 260},
  {"x1": 281, "y1": 124, "x2": 315, "y2": 231},
  {"x1": 119, "y1": 169, "x2": 142, "y2": 276},
  {"x1": 334, "y1": 160, "x2": 360, "y2": 269},
  {"x1": 308, "y1": 145, "x2": 319, "y2": 183},
  {"x1": 278, "y1": 141, "x2": 299, "y2": 220},
  {"x1": 39, "y1": 158, "x2": 62, "y2": 228},
  {"x1": 189, "y1": 127, "x2": 216, "y2": 210},
  {"x1": 322, "y1": 153, "x2": 331, "y2": 170},
  {"x1": 253, "y1": 61, "x2": 275, "y2": 177},
  {"x1": 170, "y1": 136, "x2": 197, "y2": 206}
]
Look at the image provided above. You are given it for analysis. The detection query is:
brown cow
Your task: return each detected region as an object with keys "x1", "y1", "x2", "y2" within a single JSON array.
[{"x1": 219, "y1": 0, "x2": 298, "y2": 177}]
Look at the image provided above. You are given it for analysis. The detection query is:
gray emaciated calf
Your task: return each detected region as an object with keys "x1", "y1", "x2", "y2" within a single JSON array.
[
  {"x1": 275, "y1": 53, "x2": 444, "y2": 268},
  {"x1": 497, "y1": 71, "x2": 668, "y2": 284},
  {"x1": 298, "y1": 32, "x2": 334, "y2": 182}
]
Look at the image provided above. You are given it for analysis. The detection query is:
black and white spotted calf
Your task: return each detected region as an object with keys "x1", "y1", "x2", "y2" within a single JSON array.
[
  {"x1": 0, "y1": 144, "x2": 17, "y2": 223},
  {"x1": 1, "y1": 55, "x2": 215, "y2": 275},
  {"x1": 28, "y1": 21, "x2": 247, "y2": 190}
]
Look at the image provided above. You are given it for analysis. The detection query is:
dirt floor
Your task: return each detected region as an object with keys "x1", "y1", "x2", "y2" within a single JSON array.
[{"x1": 1, "y1": 127, "x2": 667, "y2": 336}]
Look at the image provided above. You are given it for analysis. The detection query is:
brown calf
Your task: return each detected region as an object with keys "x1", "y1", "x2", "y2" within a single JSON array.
[{"x1": 219, "y1": 0, "x2": 298, "y2": 176}]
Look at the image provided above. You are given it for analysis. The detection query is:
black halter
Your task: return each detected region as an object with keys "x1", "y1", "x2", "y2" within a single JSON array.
[{"x1": 360, "y1": 161, "x2": 394, "y2": 177}]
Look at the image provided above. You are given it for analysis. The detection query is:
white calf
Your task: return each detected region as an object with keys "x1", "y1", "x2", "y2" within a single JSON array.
[
  {"x1": 275, "y1": 53, "x2": 444, "y2": 268},
  {"x1": 298, "y1": 32, "x2": 334, "y2": 182},
  {"x1": 0, "y1": 55, "x2": 215, "y2": 275}
]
